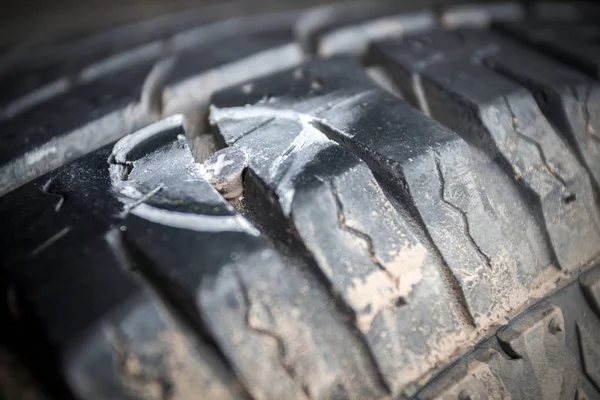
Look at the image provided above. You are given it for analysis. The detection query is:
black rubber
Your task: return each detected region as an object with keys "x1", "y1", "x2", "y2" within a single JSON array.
[{"x1": 1, "y1": 2, "x2": 600, "y2": 399}]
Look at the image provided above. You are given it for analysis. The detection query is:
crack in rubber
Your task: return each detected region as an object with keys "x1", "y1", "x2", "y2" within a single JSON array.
[
  {"x1": 434, "y1": 155, "x2": 493, "y2": 270},
  {"x1": 503, "y1": 96, "x2": 569, "y2": 189},
  {"x1": 233, "y1": 269, "x2": 312, "y2": 399},
  {"x1": 328, "y1": 179, "x2": 406, "y2": 306}
]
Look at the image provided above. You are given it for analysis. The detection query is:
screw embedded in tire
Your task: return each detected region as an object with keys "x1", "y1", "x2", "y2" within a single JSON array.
[{"x1": 204, "y1": 147, "x2": 248, "y2": 200}]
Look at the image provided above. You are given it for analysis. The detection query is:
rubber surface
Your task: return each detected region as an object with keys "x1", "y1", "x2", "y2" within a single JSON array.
[{"x1": 1, "y1": 2, "x2": 600, "y2": 399}]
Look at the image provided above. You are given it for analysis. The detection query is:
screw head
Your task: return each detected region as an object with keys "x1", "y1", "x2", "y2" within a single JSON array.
[{"x1": 204, "y1": 147, "x2": 248, "y2": 199}]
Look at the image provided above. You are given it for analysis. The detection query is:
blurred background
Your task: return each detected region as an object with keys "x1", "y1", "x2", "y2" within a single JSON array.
[
  {"x1": 0, "y1": 0, "x2": 335, "y2": 46},
  {"x1": 0, "y1": 0, "x2": 474, "y2": 47}
]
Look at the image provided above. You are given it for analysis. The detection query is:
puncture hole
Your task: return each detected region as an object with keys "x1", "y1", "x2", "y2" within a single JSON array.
[{"x1": 562, "y1": 193, "x2": 576, "y2": 204}]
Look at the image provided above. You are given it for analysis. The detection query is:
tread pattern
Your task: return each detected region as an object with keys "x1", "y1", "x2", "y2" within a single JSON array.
[
  {"x1": 0, "y1": 142, "x2": 247, "y2": 400},
  {"x1": 211, "y1": 64, "x2": 469, "y2": 393},
  {"x1": 417, "y1": 266, "x2": 600, "y2": 399},
  {"x1": 0, "y1": 18, "x2": 297, "y2": 197},
  {"x1": 369, "y1": 28, "x2": 600, "y2": 272},
  {"x1": 480, "y1": 34, "x2": 600, "y2": 191},
  {"x1": 2, "y1": 3, "x2": 600, "y2": 400},
  {"x1": 1, "y1": 118, "x2": 388, "y2": 399},
  {"x1": 210, "y1": 57, "x2": 561, "y2": 334},
  {"x1": 209, "y1": 56, "x2": 600, "y2": 395},
  {"x1": 0, "y1": 9, "x2": 300, "y2": 119},
  {"x1": 293, "y1": 1, "x2": 407, "y2": 56}
]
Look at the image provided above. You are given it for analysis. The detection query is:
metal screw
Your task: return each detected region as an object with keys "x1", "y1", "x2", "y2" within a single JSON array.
[{"x1": 204, "y1": 147, "x2": 248, "y2": 200}]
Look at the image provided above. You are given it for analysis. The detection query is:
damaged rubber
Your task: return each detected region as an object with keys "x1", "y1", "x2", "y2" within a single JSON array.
[{"x1": 1, "y1": 2, "x2": 600, "y2": 400}]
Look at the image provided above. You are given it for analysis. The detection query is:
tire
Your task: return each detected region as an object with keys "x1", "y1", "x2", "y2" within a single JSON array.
[{"x1": 2, "y1": 2, "x2": 600, "y2": 399}]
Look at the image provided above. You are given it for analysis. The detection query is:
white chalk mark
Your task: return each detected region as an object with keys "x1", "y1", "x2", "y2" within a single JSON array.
[
  {"x1": 130, "y1": 203, "x2": 259, "y2": 235},
  {"x1": 31, "y1": 226, "x2": 71, "y2": 256},
  {"x1": 118, "y1": 184, "x2": 164, "y2": 218}
]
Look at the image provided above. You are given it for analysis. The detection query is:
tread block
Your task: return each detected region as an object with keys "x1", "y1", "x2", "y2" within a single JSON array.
[
  {"x1": 122, "y1": 216, "x2": 388, "y2": 400},
  {"x1": 108, "y1": 116, "x2": 240, "y2": 219},
  {"x1": 2, "y1": 116, "x2": 389, "y2": 399},
  {"x1": 199, "y1": 240, "x2": 387, "y2": 400},
  {"x1": 1, "y1": 214, "x2": 242, "y2": 400},
  {"x1": 122, "y1": 223, "x2": 311, "y2": 400},
  {"x1": 211, "y1": 57, "x2": 558, "y2": 336},
  {"x1": 419, "y1": 264, "x2": 600, "y2": 399},
  {"x1": 496, "y1": 304, "x2": 566, "y2": 399},
  {"x1": 370, "y1": 29, "x2": 600, "y2": 273},
  {"x1": 401, "y1": 141, "x2": 557, "y2": 325},
  {"x1": 107, "y1": 119, "x2": 387, "y2": 399},
  {"x1": 497, "y1": 21, "x2": 600, "y2": 79},
  {"x1": 66, "y1": 289, "x2": 243, "y2": 400},
  {"x1": 473, "y1": 29, "x2": 600, "y2": 190},
  {"x1": 210, "y1": 59, "x2": 466, "y2": 392},
  {"x1": 317, "y1": 87, "x2": 557, "y2": 327},
  {"x1": 0, "y1": 124, "x2": 248, "y2": 399},
  {"x1": 0, "y1": 32, "x2": 294, "y2": 198}
]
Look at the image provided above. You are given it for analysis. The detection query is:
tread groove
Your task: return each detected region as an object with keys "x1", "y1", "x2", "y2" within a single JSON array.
[
  {"x1": 140, "y1": 57, "x2": 176, "y2": 119},
  {"x1": 412, "y1": 72, "x2": 432, "y2": 116}
]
